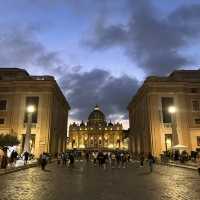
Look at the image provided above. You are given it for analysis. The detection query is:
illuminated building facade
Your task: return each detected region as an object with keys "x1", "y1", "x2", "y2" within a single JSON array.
[
  {"x1": 68, "y1": 105, "x2": 128, "y2": 151},
  {"x1": 0, "y1": 68, "x2": 70, "y2": 157},
  {"x1": 128, "y1": 69, "x2": 200, "y2": 156}
]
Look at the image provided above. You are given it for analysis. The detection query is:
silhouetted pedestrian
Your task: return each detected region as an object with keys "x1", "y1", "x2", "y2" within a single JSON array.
[
  {"x1": 41, "y1": 152, "x2": 47, "y2": 170},
  {"x1": 69, "y1": 154, "x2": 74, "y2": 167},
  {"x1": 148, "y1": 152, "x2": 154, "y2": 172},
  {"x1": 23, "y1": 151, "x2": 29, "y2": 165},
  {"x1": 140, "y1": 153, "x2": 144, "y2": 167}
]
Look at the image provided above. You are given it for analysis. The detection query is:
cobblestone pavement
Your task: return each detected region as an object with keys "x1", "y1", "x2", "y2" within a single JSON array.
[{"x1": 0, "y1": 161, "x2": 200, "y2": 200}]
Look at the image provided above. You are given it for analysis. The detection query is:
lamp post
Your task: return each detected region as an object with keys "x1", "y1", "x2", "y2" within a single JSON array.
[
  {"x1": 168, "y1": 106, "x2": 179, "y2": 147},
  {"x1": 23, "y1": 105, "x2": 35, "y2": 153}
]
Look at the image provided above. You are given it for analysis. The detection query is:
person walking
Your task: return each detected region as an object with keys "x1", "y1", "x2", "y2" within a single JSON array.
[
  {"x1": 23, "y1": 151, "x2": 29, "y2": 165},
  {"x1": 0, "y1": 154, "x2": 8, "y2": 169},
  {"x1": 140, "y1": 153, "x2": 145, "y2": 167},
  {"x1": 62, "y1": 153, "x2": 67, "y2": 166},
  {"x1": 69, "y1": 153, "x2": 74, "y2": 168},
  {"x1": 93, "y1": 152, "x2": 98, "y2": 166},
  {"x1": 116, "y1": 152, "x2": 121, "y2": 168},
  {"x1": 111, "y1": 152, "x2": 116, "y2": 168},
  {"x1": 197, "y1": 152, "x2": 200, "y2": 175},
  {"x1": 85, "y1": 152, "x2": 89, "y2": 163},
  {"x1": 57, "y1": 153, "x2": 61, "y2": 165},
  {"x1": 148, "y1": 152, "x2": 154, "y2": 172},
  {"x1": 101, "y1": 153, "x2": 106, "y2": 170},
  {"x1": 41, "y1": 152, "x2": 47, "y2": 170},
  {"x1": 97, "y1": 152, "x2": 104, "y2": 168}
]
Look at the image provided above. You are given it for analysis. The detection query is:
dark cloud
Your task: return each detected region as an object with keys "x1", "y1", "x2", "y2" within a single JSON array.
[
  {"x1": 85, "y1": 0, "x2": 200, "y2": 75},
  {"x1": 60, "y1": 68, "x2": 139, "y2": 121},
  {"x1": 84, "y1": 20, "x2": 128, "y2": 50},
  {"x1": 0, "y1": 24, "x2": 62, "y2": 73}
]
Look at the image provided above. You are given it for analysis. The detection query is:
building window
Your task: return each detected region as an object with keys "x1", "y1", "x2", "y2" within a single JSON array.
[
  {"x1": 192, "y1": 101, "x2": 200, "y2": 111},
  {"x1": 165, "y1": 134, "x2": 172, "y2": 151},
  {"x1": 0, "y1": 118, "x2": 5, "y2": 124},
  {"x1": 191, "y1": 88, "x2": 198, "y2": 93},
  {"x1": 24, "y1": 96, "x2": 39, "y2": 123},
  {"x1": 195, "y1": 118, "x2": 200, "y2": 124},
  {"x1": 161, "y1": 97, "x2": 174, "y2": 123},
  {"x1": 0, "y1": 100, "x2": 7, "y2": 110},
  {"x1": 197, "y1": 136, "x2": 200, "y2": 146},
  {"x1": 99, "y1": 140, "x2": 102, "y2": 145}
]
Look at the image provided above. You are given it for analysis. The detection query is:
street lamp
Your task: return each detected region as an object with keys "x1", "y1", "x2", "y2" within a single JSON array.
[
  {"x1": 168, "y1": 106, "x2": 176, "y2": 114},
  {"x1": 168, "y1": 106, "x2": 179, "y2": 147},
  {"x1": 23, "y1": 105, "x2": 35, "y2": 153}
]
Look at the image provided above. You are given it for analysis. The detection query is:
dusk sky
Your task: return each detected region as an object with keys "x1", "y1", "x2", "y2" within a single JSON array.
[{"x1": 1, "y1": 0, "x2": 200, "y2": 128}]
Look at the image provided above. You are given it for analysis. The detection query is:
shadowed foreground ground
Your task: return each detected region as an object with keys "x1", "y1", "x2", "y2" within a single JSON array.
[{"x1": 0, "y1": 161, "x2": 200, "y2": 200}]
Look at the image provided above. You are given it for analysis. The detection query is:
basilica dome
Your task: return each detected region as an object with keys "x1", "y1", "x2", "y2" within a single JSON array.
[{"x1": 88, "y1": 105, "x2": 106, "y2": 126}]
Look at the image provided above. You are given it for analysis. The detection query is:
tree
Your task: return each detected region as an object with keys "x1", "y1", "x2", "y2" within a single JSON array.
[{"x1": 0, "y1": 134, "x2": 20, "y2": 150}]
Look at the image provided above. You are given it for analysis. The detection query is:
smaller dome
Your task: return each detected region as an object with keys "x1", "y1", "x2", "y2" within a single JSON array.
[
  {"x1": 80, "y1": 120, "x2": 85, "y2": 127},
  {"x1": 108, "y1": 120, "x2": 113, "y2": 126}
]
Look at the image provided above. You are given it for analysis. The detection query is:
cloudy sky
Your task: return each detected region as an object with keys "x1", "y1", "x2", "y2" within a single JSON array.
[{"x1": 1, "y1": 0, "x2": 200, "y2": 128}]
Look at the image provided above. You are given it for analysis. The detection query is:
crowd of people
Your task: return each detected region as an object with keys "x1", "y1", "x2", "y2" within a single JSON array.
[
  {"x1": 0, "y1": 150, "x2": 36, "y2": 169},
  {"x1": 0, "y1": 150, "x2": 19, "y2": 169},
  {"x1": 3, "y1": 149, "x2": 200, "y2": 175},
  {"x1": 56, "y1": 151, "x2": 132, "y2": 169},
  {"x1": 54, "y1": 151, "x2": 158, "y2": 173}
]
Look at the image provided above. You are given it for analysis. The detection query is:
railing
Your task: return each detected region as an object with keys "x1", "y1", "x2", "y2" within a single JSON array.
[
  {"x1": 163, "y1": 123, "x2": 172, "y2": 128},
  {"x1": 23, "y1": 123, "x2": 37, "y2": 128}
]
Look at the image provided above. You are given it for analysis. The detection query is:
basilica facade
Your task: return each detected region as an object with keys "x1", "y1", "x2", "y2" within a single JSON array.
[{"x1": 68, "y1": 105, "x2": 127, "y2": 151}]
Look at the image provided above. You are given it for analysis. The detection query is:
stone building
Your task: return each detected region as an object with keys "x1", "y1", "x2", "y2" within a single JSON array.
[
  {"x1": 128, "y1": 69, "x2": 200, "y2": 157},
  {"x1": 68, "y1": 105, "x2": 128, "y2": 151},
  {"x1": 0, "y1": 68, "x2": 70, "y2": 157}
]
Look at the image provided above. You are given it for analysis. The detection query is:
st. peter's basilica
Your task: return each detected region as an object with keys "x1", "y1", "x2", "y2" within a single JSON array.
[{"x1": 68, "y1": 105, "x2": 128, "y2": 151}]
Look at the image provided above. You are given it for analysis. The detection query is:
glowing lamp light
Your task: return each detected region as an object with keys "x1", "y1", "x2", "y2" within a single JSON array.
[
  {"x1": 108, "y1": 144, "x2": 114, "y2": 149},
  {"x1": 79, "y1": 144, "x2": 85, "y2": 148},
  {"x1": 168, "y1": 106, "x2": 176, "y2": 114},
  {"x1": 27, "y1": 105, "x2": 35, "y2": 113},
  {"x1": 166, "y1": 138, "x2": 171, "y2": 145}
]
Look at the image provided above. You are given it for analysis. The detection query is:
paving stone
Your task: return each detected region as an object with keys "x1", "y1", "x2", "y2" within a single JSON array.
[{"x1": 0, "y1": 161, "x2": 200, "y2": 200}]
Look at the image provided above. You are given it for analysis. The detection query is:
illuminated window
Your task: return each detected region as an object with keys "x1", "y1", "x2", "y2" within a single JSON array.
[
  {"x1": 161, "y1": 97, "x2": 173, "y2": 123},
  {"x1": 0, "y1": 100, "x2": 7, "y2": 110},
  {"x1": 165, "y1": 134, "x2": 172, "y2": 150}
]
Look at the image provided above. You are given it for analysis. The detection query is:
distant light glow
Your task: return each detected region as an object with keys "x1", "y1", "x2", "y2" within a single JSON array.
[
  {"x1": 79, "y1": 144, "x2": 85, "y2": 148},
  {"x1": 108, "y1": 144, "x2": 114, "y2": 148},
  {"x1": 168, "y1": 106, "x2": 176, "y2": 114},
  {"x1": 27, "y1": 105, "x2": 35, "y2": 113}
]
